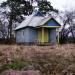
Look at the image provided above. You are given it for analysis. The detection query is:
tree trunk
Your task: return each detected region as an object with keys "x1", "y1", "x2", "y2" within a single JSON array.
[{"x1": 8, "y1": 12, "x2": 13, "y2": 39}]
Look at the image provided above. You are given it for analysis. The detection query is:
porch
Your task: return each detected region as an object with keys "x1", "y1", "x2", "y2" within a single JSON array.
[{"x1": 37, "y1": 27, "x2": 59, "y2": 43}]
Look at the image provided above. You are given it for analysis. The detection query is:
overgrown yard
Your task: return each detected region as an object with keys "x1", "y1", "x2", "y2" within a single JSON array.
[{"x1": 0, "y1": 44, "x2": 75, "y2": 75}]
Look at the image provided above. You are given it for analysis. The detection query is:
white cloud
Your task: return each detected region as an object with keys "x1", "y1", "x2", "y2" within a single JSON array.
[
  {"x1": 0, "y1": 0, "x2": 75, "y2": 11},
  {"x1": 0, "y1": 0, "x2": 7, "y2": 3},
  {"x1": 48, "y1": 0, "x2": 75, "y2": 11}
]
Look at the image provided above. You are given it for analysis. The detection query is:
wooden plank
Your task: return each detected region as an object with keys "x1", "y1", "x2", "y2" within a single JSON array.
[
  {"x1": 36, "y1": 26, "x2": 60, "y2": 28},
  {"x1": 38, "y1": 28, "x2": 48, "y2": 43},
  {"x1": 57, "y1": 31, "x2": 60, "y2": 43},
  {"x1": 44, "y1": 28, "x2": 48, "y2": 42},
  {"x1": 42, "y1": 27, "x2": 44, "y2": 43},
  {"x1": 37, "y1": 28, "x2": 42, "y2": 42},
  {"x1": 42, "y1": 26, "x2": 60, "y2": 28}
]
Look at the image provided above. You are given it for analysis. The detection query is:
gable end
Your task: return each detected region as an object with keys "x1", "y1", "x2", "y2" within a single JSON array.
[{"x1": 45, "y1": 18, "x2": 61, "y2": 27}]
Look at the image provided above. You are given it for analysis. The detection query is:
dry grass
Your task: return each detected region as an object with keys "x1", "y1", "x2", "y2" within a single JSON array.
[
  {"x1": 0, "y1": 44, "x2": 75, "y2": 75},
  {"x1": 0, "y1": 44, "x2": 75, "y2": 58}
]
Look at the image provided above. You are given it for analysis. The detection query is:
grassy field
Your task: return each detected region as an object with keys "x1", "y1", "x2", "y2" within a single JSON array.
[{"x1": 0, "y1": 44, "x2": 75, "y2": 75}]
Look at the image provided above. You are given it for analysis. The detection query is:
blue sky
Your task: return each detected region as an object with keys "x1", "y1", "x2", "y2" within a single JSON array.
[{"x1": 0, "y1": 0, "x2": 75, "y2": 11}]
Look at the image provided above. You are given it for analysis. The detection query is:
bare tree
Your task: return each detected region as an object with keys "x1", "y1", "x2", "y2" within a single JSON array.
[{"x1": 60, "y1": 10, "x2": 75, "y2": 43}]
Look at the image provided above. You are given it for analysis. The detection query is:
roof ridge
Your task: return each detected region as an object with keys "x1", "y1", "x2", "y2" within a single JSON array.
[{"x1": 24, "y1": 11, "x2": 44, "y2": 27}]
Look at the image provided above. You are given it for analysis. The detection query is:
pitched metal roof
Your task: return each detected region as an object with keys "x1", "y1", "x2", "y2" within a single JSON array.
[
  {"x1": 15, "y1": 11, "x2": 61, "y2": 30},
  {"x1": 40, "y1": 17, "x2": 51, "y2": 25},
  {"x1": 15, "y1": 12, "x2": 44, "y2": 30}
]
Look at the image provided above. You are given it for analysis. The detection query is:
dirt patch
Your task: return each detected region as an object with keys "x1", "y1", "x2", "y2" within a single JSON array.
[{"x1": 0, "y1": 69, "x2": 41, "y2": 75}]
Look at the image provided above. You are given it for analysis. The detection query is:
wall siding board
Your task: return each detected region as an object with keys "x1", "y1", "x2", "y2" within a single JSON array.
[
  {"x1": 16, "y1": 27, "x2": 37, "y2": 43},
  {"x1": 16, "y1": 27, "x2": 58, "y2": 43},
  {"x1": 37, "y1": 28, "x2": 48, "y2": 43},
  {"x1": 44, "y1": 28, "x2": 48, "y2": 42},
  {"x1": 46, "y1": 19, "x2": 60, "y2": 26},
  {"x1": 16, "y1": 30, "x2": 23, "y2": 42},
  {"x1": 48, "y1": 29, "x2": 56, "y2": 43},
  {"x1": 37, "y1": 28, "x2": 42, "y2": 42},
  {"x1": 28, "y1": 28, "x2": 37, "y2": 42}
]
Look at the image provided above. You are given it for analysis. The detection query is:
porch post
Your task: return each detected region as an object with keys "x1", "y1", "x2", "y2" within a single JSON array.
[{"x1": 42, "y1": 27, "x2": 44, "y2": 43}]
